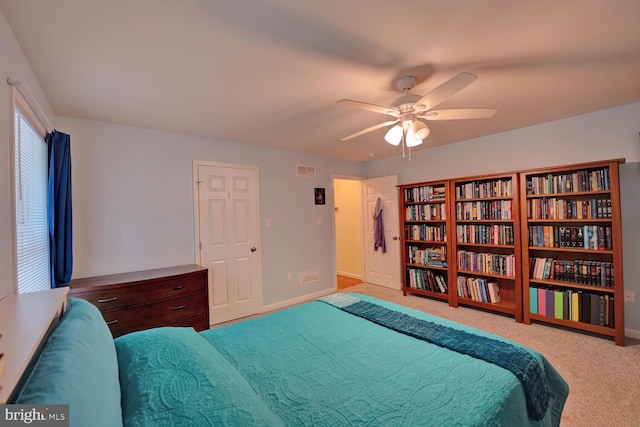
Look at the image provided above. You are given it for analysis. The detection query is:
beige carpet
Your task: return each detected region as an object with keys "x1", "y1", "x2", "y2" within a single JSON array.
[{"x1": 343, "y1": 283, "x2": 640, "y2": 427}]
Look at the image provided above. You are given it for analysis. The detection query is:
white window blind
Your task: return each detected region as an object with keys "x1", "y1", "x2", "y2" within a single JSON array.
[{"x1": 14, "y1": 100, "x2": 50, "y2": 293}]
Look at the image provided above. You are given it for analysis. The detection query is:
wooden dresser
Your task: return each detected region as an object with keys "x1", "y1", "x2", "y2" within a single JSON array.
[{"x1": 69, "y1": 264, "x2": 209, "y2": 338}]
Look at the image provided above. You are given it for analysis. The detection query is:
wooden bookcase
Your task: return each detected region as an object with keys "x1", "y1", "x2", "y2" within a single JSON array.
[
  {"x1": 399, "y1": 180, "x2": 453, "y2": 304},
  {"x1": 450, "y1": 173, "x2": 523, "y2": 322},
  {"x1": 519, "y1": 159, "x2": 625, "y2": 345}
]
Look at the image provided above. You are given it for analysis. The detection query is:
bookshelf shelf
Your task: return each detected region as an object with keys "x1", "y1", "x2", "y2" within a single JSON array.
[
  {"x1": 457, "y1": 270, "x2": 515, "y2": 280},
  {"x1": 528, "y1": 247, "x2": 614, "y2": 255},
  {"x1": 520, "y1": 159, "x2": 625, "y2": 345},
  {"x1": 529, "y1": 278, "x2": 616, "y2": 293},
  {"x1": 406, "y1": 288, "x2": 449, "y2": 301},
  {"x1": 527, "y1": 218, "x2": 612, "y2": 224},
  {"x1": 451, "y1": 172, "x2": 522, "y2": 322},
  {"x1": 400, "y1": 180, "x2": 453, "y2": 300},
  {"x1": 455, "y1": 196, "x2": 514, "y2": 202},
  {"x1": 526, "y1": 190, "x2": 611, "y2": 198},
  {"x1": 457, "y1": 297, "x2": 516, "y2": 314},
  {"x1": 528, "y1": 314, "x2": 616, "y2": 338},
  {"x1": 404, "y1": 221, "x2": 447, "y2": 225},
  {"x1": 456, "y1": 242, "x2": 515, "y2": 249},
  {"x1": 406, "y1": 263, "x2": 448, "y2": 271}
]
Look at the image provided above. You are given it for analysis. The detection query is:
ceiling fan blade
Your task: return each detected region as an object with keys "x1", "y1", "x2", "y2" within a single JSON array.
[
  {"x1": 419, "y1": 108, "x2": 498, "y2": 120},
  {"x1": 340, "y1": 120, "x2": 399, "y2": 141},
  {"x1": 337, "y1": 99, "x2": 397, "y2": 116},
  {"x1": 414, "y1": 72, "x2": 478, "y2": 111}
]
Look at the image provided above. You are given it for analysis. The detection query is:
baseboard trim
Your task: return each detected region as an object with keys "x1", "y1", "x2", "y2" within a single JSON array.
[
  {"x1": 262, "y1": 288, "x2": 336, "y2": 313},
  {"x1": 625, "y1": 327, "x2": 640, "y2": 340},
  {"x1": 337, "y1": 271, "x2": 363, "y2": 280}
]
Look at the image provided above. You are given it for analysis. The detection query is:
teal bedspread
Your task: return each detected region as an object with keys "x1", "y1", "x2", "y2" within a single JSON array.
[
  {"x1": 196, "y1": 293, "x2": 568, "y2": 427},
  {"x1": 318, "y1": 293, "x2": 555, "y2": 421},
  {"x1": 115, "y1": 293, "x2": 568, "y2": 426}
]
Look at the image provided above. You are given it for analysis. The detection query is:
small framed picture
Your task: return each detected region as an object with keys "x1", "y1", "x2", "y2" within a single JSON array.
[{"x1": 314, "y1": 188, "x2": 325, "y2": 205}]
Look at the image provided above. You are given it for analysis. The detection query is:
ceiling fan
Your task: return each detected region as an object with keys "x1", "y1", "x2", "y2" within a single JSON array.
[{"x1": 337, "y1": 72, "x2": 497, "y2": 150}]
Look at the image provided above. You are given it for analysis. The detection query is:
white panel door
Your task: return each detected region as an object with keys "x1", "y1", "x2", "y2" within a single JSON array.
[
  {"x1": 197, "y1": 163, "x2": 261, "y2": 325},
  {"x1": 363, "y1": 175, "x2": 401, "y2": 289}
]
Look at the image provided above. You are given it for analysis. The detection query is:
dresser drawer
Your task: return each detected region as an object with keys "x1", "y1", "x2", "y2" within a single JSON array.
[
  {"x1": 103, "y1": 292, "x2": 207, "y2": 337},
  {"x1": 69, "y1": 265, "x2": 209, "y2": 338},
  {"x1": 163, "y1": 313, "x2": 209, "y2": 332},
  {"x1": 70, "y1": 273, "x2": 206, "y2": 312}
]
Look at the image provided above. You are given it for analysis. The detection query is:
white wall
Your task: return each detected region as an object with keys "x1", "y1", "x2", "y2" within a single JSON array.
[
  {"x1": 366, "y1": 102, "x2": 640, "y2": 334},
  {"x1": 57, "y1": 116, "x2": 365, "y2": 306},
  {"x1": 0, "y1": 10, "x2": 55, "y2": 299}
]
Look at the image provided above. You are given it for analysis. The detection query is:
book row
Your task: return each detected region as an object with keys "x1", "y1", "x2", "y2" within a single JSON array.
[
  {"x1": 456, "y1": 179, "x2": 513, "y2": 200},
  {"x1": 528, "y1": 225, "x2": 612, "y2": 250},
  {"x1": 405, "y1": 203, "x2": 447, "y2": 221},
  {"x1": 457, "y1": 276, "x2": 501, "y2": 304},
  {"x1": 404, "y1": 185, "x2": 446, "y2": 203},
  {"x1": 405, "y1": 224, "x2": 447, "y2": 242},
  {"x1": 456, "y1": 200, "x2": 513, "y2": 220},
  {"x1": 406, "y1": 268, "x2": 448, "y2": 293},
  {"x1": 526, "y1": 168, "x2": 610, "y2": 195},
  {"x1": 530, "y1": 287, "x2": 615, "y2": 327},
  {"x1": 530, "y1": 257, "x2": 613, "y2": 287},
  {"x1": 456, "y1": 224, "x2": 514, "y2": 246},
  {"x1": 526, "y1": 197, "x2": 611, "y2": 220},
  {"x1": 457, "y1": 250, "x2": 516, "y2": 277},
  {"x1": 408, "y1": 246, "x2": 447, "y2": 267}
]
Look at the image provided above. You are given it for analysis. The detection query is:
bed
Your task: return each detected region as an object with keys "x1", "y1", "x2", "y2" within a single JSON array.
[{"x1": 11, "y1": 293, "x2": 568, "y2": 426}]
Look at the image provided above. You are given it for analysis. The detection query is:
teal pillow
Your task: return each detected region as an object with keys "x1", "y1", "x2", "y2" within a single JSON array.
[
  {"x1": 15, "y1": 297, "x2": 123, "y2": 427},
  {"x1": 115, "y1": 327, "x2": 283, "y2": 427}
]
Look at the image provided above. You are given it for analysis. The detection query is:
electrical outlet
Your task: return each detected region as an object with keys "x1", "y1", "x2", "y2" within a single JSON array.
[
  {"x1": 287, "y1": 273, "x2": 292, "y2": 282},
  {"x1": 624, "y1": 291, "x2": 635, "y2": 303}
]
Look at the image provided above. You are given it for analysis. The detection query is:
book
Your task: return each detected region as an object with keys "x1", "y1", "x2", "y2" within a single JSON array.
[
  {"x1": 538, "y1": 288, "x2": 546, "y2": 315},
  {"x1": 580, "y1": 292, "x2": 591, "y2": 323},
  {"x1": 598, "y1": 296, "x2": 606, "y2": 327},
  {"x1": 554, "y1": 290, "x2": 564, "y2": 320},
  {"x1": 545, "y1": 288, "x2": 554, "y2": 317},
  {"x1": 529, "y1": 287, "x2": 538, "y2": 314},
  {"x1": 488, "y1": 282, "x2": 501, "y2": 303},
  {"x1": 542, "y1": 258, "x2": 552, "y2": 280},
  {"x1": 563, "y1": 291, "x2": 570, "y2": 320},
  {"x1": 571, "y1": 291, "x2": 579, "y2": 322},
  {"x1": 590, "y1": 294, "x2": 600, "y2": 326}
]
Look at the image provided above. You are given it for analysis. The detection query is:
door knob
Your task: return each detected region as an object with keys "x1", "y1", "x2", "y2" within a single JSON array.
[
  {"x1": 392, "y1": 236, "x2": 398, "y2": 241},
  {"x1": 251, "y1": 247, "x2": 257, "y2": 252}
]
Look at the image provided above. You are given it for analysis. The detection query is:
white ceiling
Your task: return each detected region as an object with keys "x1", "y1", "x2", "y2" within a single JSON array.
[{"x1": 2, "y1": 0, "x2": 639, "y2": 161}]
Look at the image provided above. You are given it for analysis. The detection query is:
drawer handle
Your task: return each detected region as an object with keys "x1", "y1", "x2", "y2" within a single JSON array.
[
  {"x1": 172, "y1": 285, "x2": 186, "y2": 291},
  {"x1": 172, "y1": 304, "x2": 187, "y2": 311},
  {"x1": 97, "y1": 297, "x2": 118, "y2": 303},
  {"x1": 106, "y1": 320, "x2": 119, "y2": 325}
]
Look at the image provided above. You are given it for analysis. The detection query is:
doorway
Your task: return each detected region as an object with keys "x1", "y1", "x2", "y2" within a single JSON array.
[
  {"x1": 333, "y1": 175, "x2": 401, "y2": 291},
  {"x1": 333, "y1": 178, "x2": 364, "y2": 289},
  {"x1": 194, "y1": 161, "x2": 262, "y2": 325}
]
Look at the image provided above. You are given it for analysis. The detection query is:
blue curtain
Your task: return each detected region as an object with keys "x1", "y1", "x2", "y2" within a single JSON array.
[{"x1": 47, "y1": 130, "x2": 73, "y2": 287}]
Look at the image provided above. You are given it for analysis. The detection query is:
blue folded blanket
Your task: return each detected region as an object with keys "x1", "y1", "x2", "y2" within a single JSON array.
[{"x1": 319, "y1": 293, "x2": 550, "y2": 421}]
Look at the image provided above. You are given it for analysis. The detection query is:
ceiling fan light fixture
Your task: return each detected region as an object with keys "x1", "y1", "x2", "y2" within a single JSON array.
[
  {"x1": 405, "y1": 127, "x2": 423, "y2": 148},
  {"x1": 338, "y1": 72, "x2": 495, "y2": 158},
  {"x1": 410, "y1": 120, "x2": 430, "y2": 140},
  {"x1": 384, "y1": 125, "x2": 403, "y2": 146}
]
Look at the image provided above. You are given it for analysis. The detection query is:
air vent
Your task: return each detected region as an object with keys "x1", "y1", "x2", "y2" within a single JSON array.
[
  {"x1": 296, "y1": 164, "x2": 316, "y2": 177},
  {"x1": 299, "y1": 269, "x2": 320, "y2": 285}
]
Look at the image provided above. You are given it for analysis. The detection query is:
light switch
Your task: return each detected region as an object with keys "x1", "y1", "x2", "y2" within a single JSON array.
[
  {"x1": 266, "y1": 218, "x2": 272, "y2": 227},
  {"x1": 316, "y1": 216, "x2": 323, "y2": 225}
]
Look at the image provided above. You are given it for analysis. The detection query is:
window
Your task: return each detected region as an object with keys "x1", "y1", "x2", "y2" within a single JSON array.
[{"x1": 13, "y1": 90, "x2": 50, "y2": 293}]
